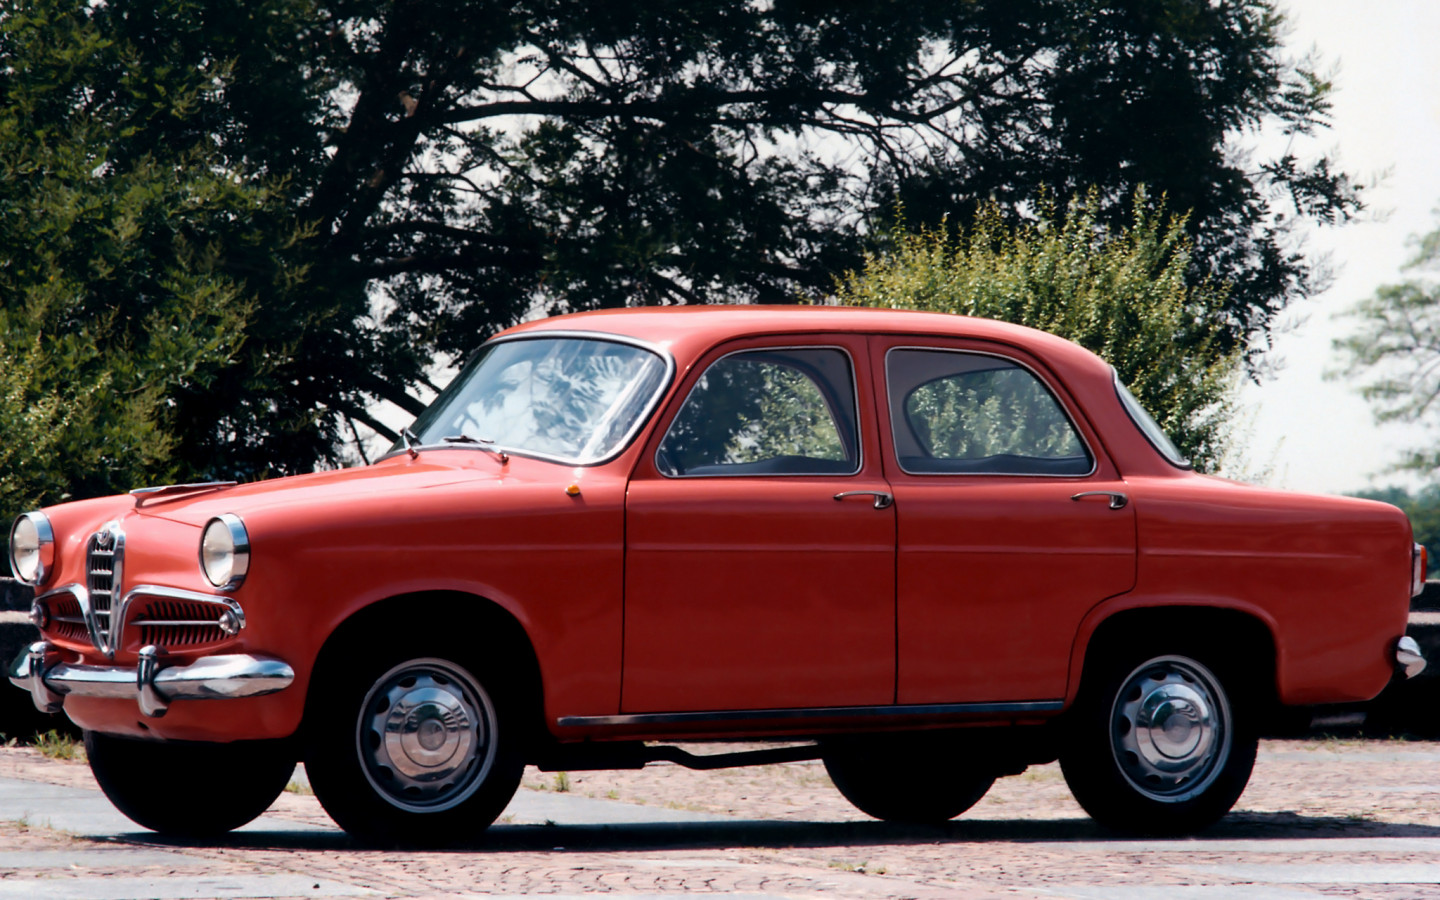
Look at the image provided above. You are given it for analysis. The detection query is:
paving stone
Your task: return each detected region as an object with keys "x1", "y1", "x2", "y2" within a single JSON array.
[
  {"x1": 0, "y1": 848, "x2": 207, "y2": 867},
  {"x1": 1203, "y1": 862, "x2": 1440, "y2": 884},
  {"x1": 1045, "y1": 837, "x2": 1440, "y2": 854},
  {"x1": 1036, "y1": 887, "x2": 1327, "y2": 899},
  {"x1": 0, "y1": 875, "x2": 376, "y2": 899},
  {"x1": 0, "y1": 777, "x2": 337, "y2": 837}
]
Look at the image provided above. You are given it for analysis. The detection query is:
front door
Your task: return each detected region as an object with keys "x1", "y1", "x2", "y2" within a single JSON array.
[{"x1": 623, "y1": 337, "x2": 896, "y2": 713}]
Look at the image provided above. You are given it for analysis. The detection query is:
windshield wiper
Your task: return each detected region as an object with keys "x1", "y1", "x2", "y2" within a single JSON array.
[{"x1": 442, "y1": 434, "x2": 509, "y2": 464}]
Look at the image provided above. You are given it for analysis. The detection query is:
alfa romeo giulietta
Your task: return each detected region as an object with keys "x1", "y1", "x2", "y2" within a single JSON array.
[{"x1": 8, "y1": 306, "x2": 1426, "y2": 842}]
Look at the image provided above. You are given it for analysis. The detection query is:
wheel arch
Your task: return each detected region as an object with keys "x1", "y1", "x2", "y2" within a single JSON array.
[
  {"x1": 301, "y1": 590, "x2": 547, "y2": 749},
  {"x1": 1065, "y1": 600, "x2": 1280, "y2": 712}
]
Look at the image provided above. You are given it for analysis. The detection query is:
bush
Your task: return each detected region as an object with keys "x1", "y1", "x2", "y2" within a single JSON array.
[{"x1": 833, "y1": 190, "x2": 1240, "y2": 470}]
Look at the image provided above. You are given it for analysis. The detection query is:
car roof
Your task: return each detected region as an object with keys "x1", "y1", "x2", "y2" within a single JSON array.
[{"x1": 503, "y1": 305, "x2": 1106, "y2": 374}]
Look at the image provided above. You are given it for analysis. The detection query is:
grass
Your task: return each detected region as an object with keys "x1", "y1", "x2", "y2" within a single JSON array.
[
  {"x1": 31, "y1": 730, "x2": 83, "y2": 762},
  {"x1": 522, "y1": 771, "x2": 574, "y2": 793},
  {"x1": 284, "y1": 779, "x2": 313, "y2": 796},
  {"x1": 828, "y1": 859, "x2": 887, "y2": 875}
]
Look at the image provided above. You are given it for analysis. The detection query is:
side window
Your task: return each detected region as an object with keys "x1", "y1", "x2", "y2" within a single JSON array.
[
  {"x1": 657, "y1": 347, "x2": 860, "y2": 476},
  {"x1": 887, "y1": 349, "x2": 1092, "y2": 476}
]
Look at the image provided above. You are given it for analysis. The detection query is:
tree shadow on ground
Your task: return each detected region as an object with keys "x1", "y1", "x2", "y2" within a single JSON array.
[{"x1": 121, "y1": 811, "x2": 1440, "y2": 854}]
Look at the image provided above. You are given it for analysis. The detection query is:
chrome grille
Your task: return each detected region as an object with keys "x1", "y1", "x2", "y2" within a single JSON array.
[
  {"x1": 131, "y1": 599, "x2": 227, "y2": 649},
  {"x1": 85, "y1": 523, "x2": 124, "y2": 654},
  {"x1": 48, "y1": 593, "x2": 88, "y2": 643}
]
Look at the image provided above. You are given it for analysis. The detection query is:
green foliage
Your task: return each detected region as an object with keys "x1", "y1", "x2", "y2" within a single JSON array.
[
  {"x1": 0, "y1": 1, "x2": 304, "y2": 516},
  {"x1": 1, "y1": 0, "x2": 1355, "y2": 493},
  {"x1": 834, "y1": 190, "x2": 1240, "y2": 470},
  {"x1": 1334, "y1": 212, "x2": 1440, "y2": 474},
  {"x1": 30, "y1": 729, "x2": 84, "y2": 762}
]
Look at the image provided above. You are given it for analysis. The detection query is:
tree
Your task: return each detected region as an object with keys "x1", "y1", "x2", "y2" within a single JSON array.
[
  {"x1": 0, "y1": 2, "x2": 302, "y2": 514},
  {"x1": 2, "y1": 0, "x2": 1355, "y2": 489},
  {"x1": 1334, "y1": 213, "x2": 1440, "y2": 474},
  {"x1": 833, "y1": 191, "x2": 1239, "y2": 470}
]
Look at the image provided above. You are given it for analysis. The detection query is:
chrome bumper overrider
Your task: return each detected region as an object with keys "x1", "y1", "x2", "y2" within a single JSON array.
[
  {"x1": 9, "y1": 641, "x2": 294, "y2": 719},
  {"x1": 1397, "y1": 636, "x2": 1427, "y2": 679}
]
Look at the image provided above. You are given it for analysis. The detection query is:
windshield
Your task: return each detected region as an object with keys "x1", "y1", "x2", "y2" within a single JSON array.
[
  {"x1": 1113, "y1": 370, "x2": 1191, "y2": 469},
  {"x1": 398, "y1": 335, "x2": 671, "y2": 464}
]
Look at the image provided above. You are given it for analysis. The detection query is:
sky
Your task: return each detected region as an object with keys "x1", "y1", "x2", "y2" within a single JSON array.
[{"x1": 1237, "y1": 1, "x2": 1440, "y2": 494}]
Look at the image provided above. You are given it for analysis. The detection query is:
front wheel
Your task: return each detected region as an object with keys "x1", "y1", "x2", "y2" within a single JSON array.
[
  {"x1": 85, "y1": 732, "x2": 294, "y2": 836},
  {"x1": 1060, "y1": 651, "x2": 1257, "y2": 835},
  {"x1": 303, "y1": 650, "x2": 524, "y2": 846}
]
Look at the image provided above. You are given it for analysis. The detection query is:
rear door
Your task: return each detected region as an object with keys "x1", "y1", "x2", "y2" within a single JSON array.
[{"x1": 875, "y1": 339, "x2": 1137, "y2": 705}]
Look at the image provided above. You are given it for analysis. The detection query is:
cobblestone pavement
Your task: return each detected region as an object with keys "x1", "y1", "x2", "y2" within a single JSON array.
[{"x1": 2, "y1": 739, "x2": 1440, "y2": 898}]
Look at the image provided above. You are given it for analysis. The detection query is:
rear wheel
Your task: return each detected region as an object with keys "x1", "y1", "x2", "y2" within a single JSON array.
[
  {"x1": 1060, "y1": 650, "x2": 1257, "y2": 835},
  {"x1": 303, "y1": 646, "x2": 524, "y2": 846},
  {"x1": 823, "y1": 736, "x2": 996, "y2": 824},
  {"x1": 85, "y1": 732, "x2": 293, "y2": 836}
]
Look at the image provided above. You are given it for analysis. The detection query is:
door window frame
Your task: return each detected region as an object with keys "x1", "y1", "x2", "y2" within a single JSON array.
[
  {"x1": 883, "y1": 345, "x2": 1099, "y2": 479},
  {"x1": 651, "y1": 343, "x2": 866, "y2": 479}
]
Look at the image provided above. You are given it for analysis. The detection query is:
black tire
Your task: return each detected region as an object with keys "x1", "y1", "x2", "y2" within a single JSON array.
[
  {"x1": 85, "y1": 732, "x2": 294, "y2": 836},
  {"x1": 303, "y1": 643, "x2": 524, "y2": 847},
  {"x1": 822, "y1": 736, "x2": 996, "y2": 824},
  {"x1": 1059, "y1": 649, "x2": 1258, "y2": 835}
]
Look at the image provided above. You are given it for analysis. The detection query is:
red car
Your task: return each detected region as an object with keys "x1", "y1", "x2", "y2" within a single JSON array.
[{"x1": 8, "y1": 307, "x2": 1427, "y2": 842}]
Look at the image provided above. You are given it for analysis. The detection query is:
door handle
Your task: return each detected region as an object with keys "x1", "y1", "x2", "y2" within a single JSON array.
[
  {"x1": 1071, "y1": 491, "x2": 1128, "y2": 510},
  {"x1": 834, "y1": 490, "x2": 894, "y2": 510}
]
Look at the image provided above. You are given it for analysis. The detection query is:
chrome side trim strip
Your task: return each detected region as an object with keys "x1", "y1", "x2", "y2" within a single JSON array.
[{"x1": 557, "y1": 699, "x2": 1064, "y2": 729}]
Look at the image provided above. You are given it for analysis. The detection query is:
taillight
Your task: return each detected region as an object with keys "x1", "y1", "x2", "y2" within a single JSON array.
[{"x1": 1414, "y1": 543, "x2": 1428, "y2": 598}]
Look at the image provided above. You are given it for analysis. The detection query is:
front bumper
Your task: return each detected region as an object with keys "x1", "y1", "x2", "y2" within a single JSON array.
[{"x1": 9, "y1": 641, "x2": 294, "y2": 719}]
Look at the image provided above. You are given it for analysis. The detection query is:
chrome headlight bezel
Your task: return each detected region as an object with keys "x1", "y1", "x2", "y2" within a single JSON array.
[
  {"x1": 199, "y1": 514, "x2": 250, "y2": 591},
  {"x1": 9, "y1": 512, "x2": 55, "y2": 586}
]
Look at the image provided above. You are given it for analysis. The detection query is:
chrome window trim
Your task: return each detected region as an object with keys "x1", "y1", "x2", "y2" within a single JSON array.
[
  {"x1": 1113, "y1": 368, "x2": 1193, "y2": 470},
  {"x1": 883, "y1": 345, "x2": 1099, "y2": 479},
  {"x1": 8, "y1": 511, "x2": 55, "y2": 586},
  {"x1": 655, "y1": 343, "x2": 864, "y2": 479},
  {"x1": 377, "y1": 330, "x2": 677, "y2": 468},
  {"x1": 200, "y1": 513, "x2": 250, "y2": 592}
]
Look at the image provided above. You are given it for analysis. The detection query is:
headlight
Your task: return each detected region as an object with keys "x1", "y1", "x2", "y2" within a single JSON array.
[
  {"x1": 9, "y1": 512, "x2": 55, "y2": 586},
  {"x1": 200, "y1": 514, "x2": 250, "y2": 590}
]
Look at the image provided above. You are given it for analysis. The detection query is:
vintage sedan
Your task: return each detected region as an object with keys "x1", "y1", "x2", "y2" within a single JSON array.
[{"x1": 8, "y1": 306, "x2": 1428, "y2": 842}]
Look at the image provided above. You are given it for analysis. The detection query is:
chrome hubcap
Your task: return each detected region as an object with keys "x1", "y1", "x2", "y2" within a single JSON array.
[
  {"x1": 1111, "y1": 655, "x2": 1230, "y2": 803},
  {"x1": 357, "y1": 658, "x2": 496, "y2": 813}
]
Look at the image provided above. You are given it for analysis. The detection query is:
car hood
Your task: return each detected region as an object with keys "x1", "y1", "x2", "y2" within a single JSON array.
[{"x1": 130, "y1": 451, "x2": 534, "y2": 528}]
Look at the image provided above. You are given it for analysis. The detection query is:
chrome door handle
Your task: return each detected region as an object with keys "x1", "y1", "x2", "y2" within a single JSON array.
[
  {"x1": 834, "y1": 490, "x2": 894, "y2": 510},
  {"x1": 1072, "y1": 491, "x2": 1128, "y2": 510}
]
